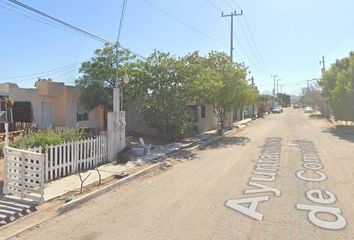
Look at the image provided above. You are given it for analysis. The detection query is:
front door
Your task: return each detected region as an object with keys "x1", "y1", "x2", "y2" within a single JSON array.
[{"x1": 41, "y1": 102, "x2": 52, "y2": 128}]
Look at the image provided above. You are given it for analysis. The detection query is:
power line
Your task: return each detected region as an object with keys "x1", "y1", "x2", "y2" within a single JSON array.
[
  {"x1": 144, "y1": 0, "x2": 228, "y2": 48},
  {"x1": 236, "y1": 17, "x2": 268, "y2": 75},
  {"x1": 0, "y1": 61, "x2": 83, "y2": 80},
  {"x1": 222, "y1": 0, "x2": 235, "y2": 10},
  {"x1": 222, "y1": 10, "x2": 243, "y2": 63},
  {"x1": 328, "y1": 19, "x2": 354, "y2": 54},
  {"x1": 220, "y1": 0, "x2": 270, "y2": 74},
  {"x1": 225, "y1": 19, "x2": 266, "y2": 76},
  {"x1": 9, "y1": 67, "x2": 80, "y2": 83},
  {"x1": 6, "y1": 0, "x2": 114, "y2": 44},
  {"x1": 117, "y1": 0, "x2": 128, "y2": 44},
  {"x1": 206, "y1": 0, "x2": 269, "y2": 76},
  {"x1": 243, "y1": 15, "x2": 270, "y2": 73},
  {"x1": 204, "y1": 0, "x2": 223, "y2": 12},
  {"x1": 229, "y1": 0, "x2": 243, "y2": 10},
  {"x1": 0, "y1": 1, "x2": 88, "y2": 36}
]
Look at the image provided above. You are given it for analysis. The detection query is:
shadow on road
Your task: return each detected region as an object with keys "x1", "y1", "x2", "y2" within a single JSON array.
[
  {"x1": 323, "y1": 126, "x2": 354, "y2": 143},
  {"x1": 169, "y1": 149, "x2": 198, "y2": 162},
  {"x1": 201, "y1": 136, "x2": 251, "y2": 150},
  {"x1": 309, "y1": 114, "x2": 326, "y2": 120}
]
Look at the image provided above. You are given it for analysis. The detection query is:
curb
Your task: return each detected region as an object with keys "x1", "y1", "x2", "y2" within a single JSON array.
[
  {"x1": 57, "y1": 162, "x2": 164, "y2": 214},
  {"x1": 57, "y1": 118, "x2": 258, "y2": 214}
]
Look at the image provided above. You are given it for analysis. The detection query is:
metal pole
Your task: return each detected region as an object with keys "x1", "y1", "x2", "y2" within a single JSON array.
[
  {"x1": 320, "y1": 56, "x2": 326, "y2": 73},
  {"x1": 5, "y1": 122, "x2": 9, "y2": 147},
  {"x1": 230, "y1": 12, "x2": 233, "y2": 62},
  {"x1": 280, "y1": 84, "x2": 283, "y2": 107},
  {"x1": 251, "y1": 77, "x2": 255, "y2": 118},
  {"x1": 271, "y1": 75, "x2": 278, "y2": 107},
  {"x1": 222, "y1": 10, "x2": 243, "y2": 63}
]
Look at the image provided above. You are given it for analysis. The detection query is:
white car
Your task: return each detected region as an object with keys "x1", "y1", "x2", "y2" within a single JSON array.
[
  {"x1": 272, "y1": 107, "x2": 283, "y2": 113},
  {"x1": 304, "y1": 107, "x2": 313, "y2": 113}
]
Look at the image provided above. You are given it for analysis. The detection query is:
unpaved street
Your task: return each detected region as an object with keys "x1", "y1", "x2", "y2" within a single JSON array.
[{"x1": 9, "y1": 109, "x2": 354, "y2": 240}]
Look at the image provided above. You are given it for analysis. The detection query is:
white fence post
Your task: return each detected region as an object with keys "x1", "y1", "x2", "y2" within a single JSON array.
[
  {"x1": 3, "y1": 147, "x2": 8, "y2": 195},
  {"x1": 25, "y1": 134, "x2": 108, "y2": 182},
  {"x1": 3, "y1": 147, "x2": 45, "y2": 203}
]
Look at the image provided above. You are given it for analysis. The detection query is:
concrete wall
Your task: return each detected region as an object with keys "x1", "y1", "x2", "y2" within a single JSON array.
[
  {"x1": 125, "y1": 101, "x2": 159, "y2": 136},
  {"x1": 0, "y1": 81, "x2": 104, "y2": 129},
  {"x1": 199, "y1": 105, "x2": 218, "y2": 133},
  {"x1": 126, "y1": 102, "x2": 218, "y2": 136}
]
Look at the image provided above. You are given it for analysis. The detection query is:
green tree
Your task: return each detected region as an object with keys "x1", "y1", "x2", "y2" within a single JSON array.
[
  {"x1": 300, "y1": 84, "x2": 326, "y2": 114},
  {"x1": 77, "y1": 45, "x2": 257, "y2": 138},
  {"x1": 319, "y1": 52, "x2": 354, "y2": 122},
  {"x1": 206, "y1": 52, "x2": 249, "y2": 130},
  {"x1": 75, "y1": 43, "x2": 137, "y2": 111},
  {"x1": 182, "y1": 51, "x2": 250, "y2": 131},
  {"x1": 277, "y1": 93, "x2": 291, "y2": 107},
  {"x1": 134, "y1": 50, "x2": 196, "y2": 140}
]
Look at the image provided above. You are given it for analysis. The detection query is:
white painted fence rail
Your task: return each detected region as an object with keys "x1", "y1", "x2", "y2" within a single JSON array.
[
  {"x1": 3, "y1": 147, "x2": 45, "y2": 203},
  {"x1": 26, "y1": 134, "x2": 108, "y2": 182},
  {"x1": 42, "y1": 134, "x2": 108, "y2": 182}
]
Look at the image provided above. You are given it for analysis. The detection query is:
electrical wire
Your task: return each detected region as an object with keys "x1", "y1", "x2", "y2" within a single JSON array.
[
  {"x1": 117, "y1": 0, "x2": 128, "y2": 44},
  {"x1": 6, "y1": 0, "x2": 114, "y2": 44},
  {"x1": 222, "y1": 0, "x2": 234, "y2": 10},
  {"x1": 0, "y1": 62, "x2": 83, "y2": 80},
  {"x1": 218, "y1": 0, "x2": 271, "y2": 75},
  {"x1": 236, "y1": 17, "x2": 268, "y2": 75},
  {"x1": 144, "y1": 0, "x2": 228, "y2": 48},
  {"x1": 327, "y1": 19, "x2": 354, "y2": 54},
  {"x1": 204, "y1": 0, "x2": 223, "y2": 12},
  {"x1": 2, "y1": 0, "x2": 246, "y2": 87},
  {"x1": 229, "y1": 0, "x2": 242, "y2": 10},
  {"x1": 0, "y1": 1, "x2": 89, "y2": 37},
  {"x1": 243, "y1": 15, "x2": 270, "y2": 73},
  {"x1": 9, "y1": 67, "x2": 80, "y2": 83}
]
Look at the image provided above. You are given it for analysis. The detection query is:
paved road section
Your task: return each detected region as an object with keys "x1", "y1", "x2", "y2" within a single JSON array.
[{"x1": 8, "y1": 109, "x2": 354, "y2": 240}]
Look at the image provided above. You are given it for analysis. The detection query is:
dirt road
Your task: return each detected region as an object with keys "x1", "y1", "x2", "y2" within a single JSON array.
[{"x1": 8, "y1": 109, "x2": 354, "y2": 239}]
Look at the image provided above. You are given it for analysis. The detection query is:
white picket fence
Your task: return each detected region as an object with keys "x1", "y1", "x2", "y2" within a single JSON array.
[
  {"x1": 29, "y1": 134, "x2": 108, "y2": 182},
  {"x1": 3, "y1": 147, "x2": 45, "y2": 203}
]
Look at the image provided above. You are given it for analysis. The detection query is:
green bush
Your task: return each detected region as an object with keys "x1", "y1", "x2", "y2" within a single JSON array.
[{"x1": 10, "y1": 128, "x2": 88, "y2": 151}]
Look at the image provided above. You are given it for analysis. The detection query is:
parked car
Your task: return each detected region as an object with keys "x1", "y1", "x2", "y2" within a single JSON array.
[
  {"x1": 304, "y1": 106, "x2": 313, "y2": 113},
  {"x1": 272, "y1": 107, "x2": 283, "y2": 113}
]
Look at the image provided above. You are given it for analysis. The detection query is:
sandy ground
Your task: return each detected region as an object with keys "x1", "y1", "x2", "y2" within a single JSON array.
[{"x1": 5, "y1": 109, "x2": 354, "y2": 240}]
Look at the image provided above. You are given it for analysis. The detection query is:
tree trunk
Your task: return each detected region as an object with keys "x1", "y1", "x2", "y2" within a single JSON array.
[{"x1": 103, "y1": 106, "x2": 107, "y2": 131}]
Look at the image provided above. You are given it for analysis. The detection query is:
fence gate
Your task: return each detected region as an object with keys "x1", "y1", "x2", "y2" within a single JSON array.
[{"x1": 2, "y1": 147, "x2": 45, "y2": 203}]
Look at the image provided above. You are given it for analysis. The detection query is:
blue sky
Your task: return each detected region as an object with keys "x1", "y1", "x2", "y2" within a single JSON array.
[{"x1": 1, "y1": 0, "x2": 354, "y2": 95}]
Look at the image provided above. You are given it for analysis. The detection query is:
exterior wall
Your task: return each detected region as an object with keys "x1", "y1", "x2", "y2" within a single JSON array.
[
  {"x1": 77, "y1": 106, "x2": 104, "y2": 130},
  {"x1": 126, "y1": 101, "x2": 217, "y2": 136},
  {"x1": 125, "y1": 101, "x2": 159, "y2": 136},
  {"x1": 199, "y1": 105, "x2": 217, "y2": 133},
  {"x1": 0, "y1": 81, "x2": 103, "y2": 129}
]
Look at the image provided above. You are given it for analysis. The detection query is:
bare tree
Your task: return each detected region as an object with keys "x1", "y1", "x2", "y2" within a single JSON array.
[
  {"x1": 95, "y1": 167, "x2": 102, "y2": 185},
  {"x1": 77, "y1": 169, "x2": 91, "y2": 194}
]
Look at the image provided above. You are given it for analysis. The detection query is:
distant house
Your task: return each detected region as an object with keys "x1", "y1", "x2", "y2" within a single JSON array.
[
  {"x1": 125, "y1": 101, "x2": 218, "y2": 136},
  {"x1": 0, "y1": 80, "x2": 104, "y2": 130}
]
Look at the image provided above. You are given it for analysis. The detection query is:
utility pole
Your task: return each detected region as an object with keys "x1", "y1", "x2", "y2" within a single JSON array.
[
  {"x1": 222, "y1": 10, "x2": 243, "y2": 63},
  {"x1": 251, "y1": 76, "x2": 255, "y2": 118},
  {"x1": 271, "y1": 75, "x2": 278, "y2": 107},
  {"x1": 280, "y1": 84, "x2": 283, "y2": 107},
  {"x1": 320, "y1": 56, "x2": 326, "y2": 73},
  {"x1": 307, "y1": 79, "x2": 311, "y2": 92},
  {"x1": 276, "y1": 79, "x2": 282, "y2": 105},
  {"x1": 108, "y1": 0, "x2": 128, "y2": 161}
]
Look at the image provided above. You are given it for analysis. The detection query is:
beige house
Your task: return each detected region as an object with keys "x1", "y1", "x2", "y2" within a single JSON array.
[
  {"x1": 0, "y1": 80, "x2": 104, "y2": 129},
  {"x1": 125, "y1": 101, "x2": 218, "y2": 136}
]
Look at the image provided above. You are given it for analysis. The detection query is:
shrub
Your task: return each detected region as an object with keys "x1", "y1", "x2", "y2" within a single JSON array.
[{"x1": 10, "y1": 128, "x2": 88, "y2": 151}]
